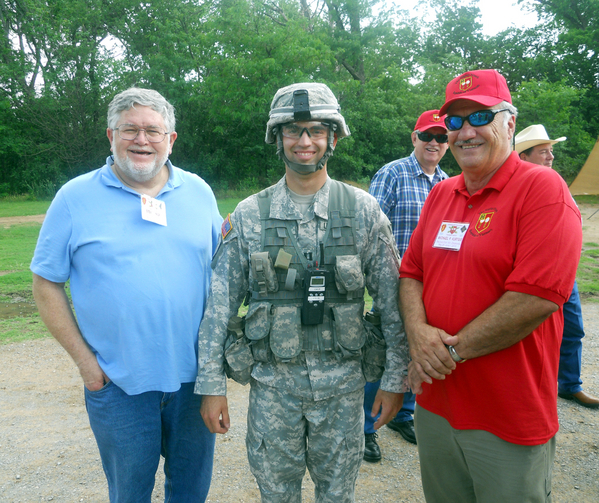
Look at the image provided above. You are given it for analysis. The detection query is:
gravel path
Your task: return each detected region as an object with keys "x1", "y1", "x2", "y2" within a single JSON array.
[{"x1": 1, "y1": 303, "x2": 598, "y2": 502}]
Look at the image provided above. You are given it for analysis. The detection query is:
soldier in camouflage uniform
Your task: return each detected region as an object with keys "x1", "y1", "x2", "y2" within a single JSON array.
[{"x1": 195, "y1": 83, "x2": 409, "y2": 502}]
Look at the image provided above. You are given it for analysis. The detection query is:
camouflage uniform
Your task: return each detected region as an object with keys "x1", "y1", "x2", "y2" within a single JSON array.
[{"x1": 195, "y1": 175, "x2": 409, "y2": 502}]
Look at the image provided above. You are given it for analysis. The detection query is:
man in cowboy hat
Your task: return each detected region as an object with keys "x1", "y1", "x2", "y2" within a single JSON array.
[
  {"x1": 400, "y1": 69, "x2": 582, "y2": 502},
  {"x1": 516, "y1": 124, "x2": 599, "y2": 410},
  {"x1": 515, "y1": 124, "x2": 566, "y2": 167}
]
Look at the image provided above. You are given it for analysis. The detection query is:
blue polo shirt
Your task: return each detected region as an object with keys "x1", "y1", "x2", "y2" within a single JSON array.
[{"x1": 31, "y1": 158, "x2": 222, "y2": 395}]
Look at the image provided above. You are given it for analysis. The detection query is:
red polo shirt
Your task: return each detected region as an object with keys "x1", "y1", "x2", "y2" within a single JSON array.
[{"x1": 400, "y1": 152, "x2": 582, "y2": 445}]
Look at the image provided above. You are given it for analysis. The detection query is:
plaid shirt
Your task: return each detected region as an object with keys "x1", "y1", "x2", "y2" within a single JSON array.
[{"x1": 369, "y1": 152, "x2": 449, "y2": 256}]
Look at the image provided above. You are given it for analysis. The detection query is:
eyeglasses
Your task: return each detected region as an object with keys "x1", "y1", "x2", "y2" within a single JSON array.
[
  {"x1": 444, "y1": 109, "x2": 511, "y2": 131},
  {"x1": 416, "y1": 131, "x2": 448, "y2": 144},
  {"x1": 281, "y1": 123, "x2": 330, "y2": 140},
  {"x1": 113, "y1": 124, "x2": 168, "y2": 143}
]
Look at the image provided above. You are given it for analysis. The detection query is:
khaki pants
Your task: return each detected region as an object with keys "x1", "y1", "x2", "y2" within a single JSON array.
[{"x1": 415, "y1": 405, "x2": 555, "y2": 503}]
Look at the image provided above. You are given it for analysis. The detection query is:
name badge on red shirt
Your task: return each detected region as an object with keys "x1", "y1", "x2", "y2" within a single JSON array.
[{"x1": 433, "y1": 221, "x2": 469, "y2": 251}]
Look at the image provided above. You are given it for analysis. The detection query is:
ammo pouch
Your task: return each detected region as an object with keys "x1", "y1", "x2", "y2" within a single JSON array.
[
  {"x1": 223, "y1": 315, "x2": 253, "y2": 385},
  {"x1": 245, "y1": 302, "x2": 302, "y2": 363},
  {"x1": 334, "y1": 255, "x2": 365, "y2": 298},
  {"x1": 244, "y1": 302, "x2": 273, "y2": 363},
  {"x1": 361, "y1": 311, "x2": 386, "y2": 382},
  {"x1": 245, "y1": 300, "x2": 367, "y2": 364},
  {"x1": 331, "y1": 302, "x2": 367, "y2": 359},
  {"x1": 250, "y1": 252, "x2": 279, "y2": 296}
]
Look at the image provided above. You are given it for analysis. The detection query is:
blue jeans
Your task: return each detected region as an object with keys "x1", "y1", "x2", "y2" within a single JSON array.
[
  {"x1": 363, "y1": 380, "x2": 415, "y2": 434},
  {"x1": 558, "y1": 281, "x2": 585, "y2": 394},
  {"x1": 84, "y1": 381, "x2": 215, "y2": 503}
]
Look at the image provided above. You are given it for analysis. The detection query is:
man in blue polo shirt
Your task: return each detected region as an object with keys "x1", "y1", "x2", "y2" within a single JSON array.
[
  {"x1": 364, "y1": 109, "x2": 449, "y2": 461},
  {"x1": 31, "y1": 88, "x2": 222, "y2": 502}
]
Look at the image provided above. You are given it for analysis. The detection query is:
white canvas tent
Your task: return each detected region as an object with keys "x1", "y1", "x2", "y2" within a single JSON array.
[{"x1": 569, "y1": 136, "x2": 599, "y2": 195}]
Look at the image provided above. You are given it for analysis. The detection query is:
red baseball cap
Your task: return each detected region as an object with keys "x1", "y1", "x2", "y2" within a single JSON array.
[
  {"x1": 414, "y1": 110, "x2": 447, "y2": 132},
  {"x1": 439, "y1": 69, "x2": 512, "y2": 115}
]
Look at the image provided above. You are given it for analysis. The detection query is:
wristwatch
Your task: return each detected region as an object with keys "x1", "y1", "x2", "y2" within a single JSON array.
[{"x1": 447, "y1": 345, "x2": 466, "y2": 363}]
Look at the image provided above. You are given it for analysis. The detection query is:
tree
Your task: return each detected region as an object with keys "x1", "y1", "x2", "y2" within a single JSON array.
[
  {"x1": 517, "y1": 0, "x2": 599, "y2": 137},
  {"x1": 0, "y1": 0, "x2": 115, "y2": 192},
  {"x1": 0, "y1": 0, "x2": 597, "y2": 195},
  {"x1": 420, "y1": 0, "x2": 489, "y2": 73}
]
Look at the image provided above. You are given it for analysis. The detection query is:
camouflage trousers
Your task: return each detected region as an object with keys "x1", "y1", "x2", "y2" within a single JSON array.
[{"x1": 246, "y1": 379, "x2": 364, "y2": 503}]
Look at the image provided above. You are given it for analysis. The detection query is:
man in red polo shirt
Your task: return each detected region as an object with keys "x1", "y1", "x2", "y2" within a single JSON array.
[{"x1": 399, "y1": 69, "x2": 582, "y2": 502}]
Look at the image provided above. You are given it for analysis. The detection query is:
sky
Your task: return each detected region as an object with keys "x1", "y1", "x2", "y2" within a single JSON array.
[
  {"x1": 476, "y1": 0, "x2": 539, "y2": 35},
  {"x1": 397, "y1": 0, "x2": 540, "y2": 36}
]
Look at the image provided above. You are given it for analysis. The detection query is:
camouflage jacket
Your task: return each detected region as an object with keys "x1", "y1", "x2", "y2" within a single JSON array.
[{"x1": 194, "y1": 176, "x2": 409, "y2": 400}]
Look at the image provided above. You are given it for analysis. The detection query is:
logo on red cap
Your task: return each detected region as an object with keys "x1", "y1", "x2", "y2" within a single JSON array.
[
  {"x1": 432, "y1": 114, "x2": 441, "y2": 122},
  {"x1": 440, "y1": 69, "x2": 512, "y2": 115},
  {"x1": 459, "y1": 77, "x2": 473, "y2": 92}
]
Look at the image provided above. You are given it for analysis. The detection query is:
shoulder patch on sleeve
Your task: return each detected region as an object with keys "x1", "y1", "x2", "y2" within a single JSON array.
[{"x1": 221, "y1": 213, "x2": 233, "y2": 239}]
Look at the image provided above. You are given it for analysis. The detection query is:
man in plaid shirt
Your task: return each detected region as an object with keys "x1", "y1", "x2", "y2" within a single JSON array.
[{"x1": 363, "y1": 109, "x2": 450, "y2": 462}]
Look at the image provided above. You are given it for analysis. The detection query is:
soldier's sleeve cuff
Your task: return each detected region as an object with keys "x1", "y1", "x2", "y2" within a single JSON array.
[{"x1": 194, "y1": 376, "x2": 227, "y2": 396}]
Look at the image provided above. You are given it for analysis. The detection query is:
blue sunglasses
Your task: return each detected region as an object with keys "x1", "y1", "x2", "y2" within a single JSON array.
[{"x1": 445, "y1": 109, "x2": 511, "y2": 131}]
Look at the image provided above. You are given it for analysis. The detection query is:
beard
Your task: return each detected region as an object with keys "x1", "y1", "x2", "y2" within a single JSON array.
[{"x1": 112, "y1": 141, "x2": 169, "y2": 183}]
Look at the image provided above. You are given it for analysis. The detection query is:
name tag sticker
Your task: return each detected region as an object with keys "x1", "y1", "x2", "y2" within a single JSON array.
[
  {"x1": 433, "y1": 221, "x2": 469, "y2": 251},
  {"x1": 141, "y1": 195, "x2": 167, "y2": 226}
]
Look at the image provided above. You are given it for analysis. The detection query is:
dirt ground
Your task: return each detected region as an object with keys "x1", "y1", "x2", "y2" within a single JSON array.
[
  {"x1": 1, "y1": 206, "x2": 599, "y2": 502},
  {"x1": 0, "y1": 215, "x2": 47, "y2": 228}
]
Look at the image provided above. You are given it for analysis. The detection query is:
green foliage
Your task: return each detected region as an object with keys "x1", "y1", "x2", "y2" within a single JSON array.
[
  {"x1": 515, "y1": 0, "x2": 599, "y2": 139},
  {"x1": 0, "y1": 0, "x2": 598, "y2": 192},
  {"x1": 25, "y1": 180, "x2": 59, "y2": 201},
  {"x1": 422, "y1": 0, "x2": 488, "y2": 70}
]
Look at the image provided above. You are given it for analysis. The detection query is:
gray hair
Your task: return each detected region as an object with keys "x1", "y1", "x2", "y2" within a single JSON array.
[
  {"x1": 494, "y1": 101, "x2": 518, "y2": 126},
  {"x1": 107, "y1": 88, "x2": 176, "y2": 132}
]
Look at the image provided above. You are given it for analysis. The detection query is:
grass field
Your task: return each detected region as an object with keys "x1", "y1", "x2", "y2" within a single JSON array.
[
  {"x1": 0, "y1": 195, "x2": 51, "y2": 217},
  {"x1": 1, "y1": 195, "x2": 598, "y2": 344},
  {"x1": 579, "y1": 242, "x2": 599, "y2": 298}
]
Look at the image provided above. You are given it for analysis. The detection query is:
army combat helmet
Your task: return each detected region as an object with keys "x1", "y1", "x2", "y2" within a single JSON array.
[{"x1": 265, "y1": 83, "x2": 351, "y2": 174}]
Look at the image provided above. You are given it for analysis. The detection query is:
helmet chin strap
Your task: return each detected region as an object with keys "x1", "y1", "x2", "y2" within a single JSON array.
[{"x1": 276, "y1": 129, "x2": 336, "y2": 174}]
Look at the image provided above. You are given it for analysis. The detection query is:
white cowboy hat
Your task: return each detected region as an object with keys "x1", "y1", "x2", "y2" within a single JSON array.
[{"x1": 514, "y1": 124, "x2": 566, "y2": 154}]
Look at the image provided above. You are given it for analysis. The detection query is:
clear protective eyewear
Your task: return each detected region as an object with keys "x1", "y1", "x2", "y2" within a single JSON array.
[
  {"x1": 444, "y1": 109, "x2": 511, "y2": 131},
  {"x1": 113, "y1": 124, "x2": 168, "y2": 143},
  {"x1": 281, "y1": 123, "x2": 331, "y2": 140}
]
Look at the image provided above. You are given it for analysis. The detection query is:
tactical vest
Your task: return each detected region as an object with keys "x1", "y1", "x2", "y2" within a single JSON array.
[{"x1": 245, "y1": 180, "x2": 367, "y2": 363}]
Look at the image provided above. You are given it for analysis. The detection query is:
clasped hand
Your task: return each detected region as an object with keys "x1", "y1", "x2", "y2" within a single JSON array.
[{"x1": 407, "y1": 323, "x2": 459, "y2": 394}]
